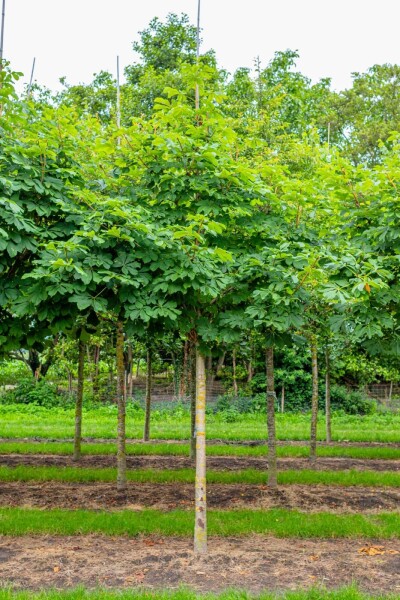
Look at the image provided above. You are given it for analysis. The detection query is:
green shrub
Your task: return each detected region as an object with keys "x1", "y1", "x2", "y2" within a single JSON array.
[
  {"x1": 330, "y1": 384, "x2": 377, "y2": 415},
  {"x1": 2, "y1": 378, "x2": 71, "y2": 408}
]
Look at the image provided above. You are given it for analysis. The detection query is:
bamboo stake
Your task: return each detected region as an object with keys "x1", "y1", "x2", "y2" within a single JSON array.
[
  {"x1": 27, "y1": 57, "x2": 36, "y2": 96},
  {"x1": 0, "y1": 0, "x2": 5, "y2": 64},
  {"x1": 195, "y1": 0, "x2": 201, "y2": 110},
  {"x1": 116, "y1": 56, "x2": 121, "y2": 146}
]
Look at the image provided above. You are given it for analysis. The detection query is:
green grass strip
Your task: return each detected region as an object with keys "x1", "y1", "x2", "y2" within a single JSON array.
[
  {"x1": 1, "y1": 466, "x2": 400, "y2": 487},
  {"x1": 1, "y1": 441, "x2": 400, "y2": 460},
  {"x1": 0, "y1": 586, "x2": 398, "y2": 600},
  {"x1": 0, "y1": 507, "x2": 398, "y2": 538}
]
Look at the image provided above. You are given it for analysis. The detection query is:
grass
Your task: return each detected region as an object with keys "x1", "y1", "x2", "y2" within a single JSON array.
[
  {"x1": 1, "y1": 465, "x2": 400, "y2": 487},
  {"x1": 0, "y1": 587, "x2": 398, "y2": 600},
  {"x1": 1, "y1": 441, "x2": 400, "y2": 460},
  {"x1": 1, "y1": 405, "x2": 400, "y2": 442},
  {"x1": 0, "y1": 506, "x2": 399, "y2": 538}
]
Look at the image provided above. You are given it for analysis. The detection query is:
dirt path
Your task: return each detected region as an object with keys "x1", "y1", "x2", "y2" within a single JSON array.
[
  {"x1": 1, "y1": 437, "x2": 400, "y2": 447},
  {"x1": 0, "y1": 481, "x2": 399, "y2": 512},
  {"x1": 1, "y1": 454, "x2": 400, "y2": 472},
  {"x1": 0, "y1": 535, "x2": 399, "y2": 593}
]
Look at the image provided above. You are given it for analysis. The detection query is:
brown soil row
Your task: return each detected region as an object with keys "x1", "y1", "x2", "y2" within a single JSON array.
[
  {"x1": 0, "y1": 481, "x2": 399, "y2": 512},
  {"x1": 1, "y1": 534, "x2": 399, "y2": 593},
  {"x1": 1, "y1": 437, "x2": 400, "y2": 447},
  {"x1": 1, "y1": 454, "x2": 400, "y2": 472}
]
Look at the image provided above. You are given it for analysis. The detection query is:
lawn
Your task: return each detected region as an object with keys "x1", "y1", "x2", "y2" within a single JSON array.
[{"x1": 0, "y1": 405, "x2": 399, "y2": 442}]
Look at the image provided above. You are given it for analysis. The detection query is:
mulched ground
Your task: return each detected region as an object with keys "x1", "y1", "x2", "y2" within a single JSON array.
[
  {"x1": 1, "y1": 454, "x2": 400, "y2": 472},
  {"x1": 0, "y1": 534, "x2": 399, "y2": 593},
  {"x1": 0, "y1": 480, "x2": 399, "y2": 512}
]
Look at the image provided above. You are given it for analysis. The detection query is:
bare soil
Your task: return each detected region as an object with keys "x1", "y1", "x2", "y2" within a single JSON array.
[
  {"x1": 0, "y1": 481, "x2": 399, "y2": 512},
  {"x1": 1, "y1": 437, "x2": 400, "y2": 447},
  {"x1": 1, "y1": 454, "x2": 400, "y2": 472},
  {"x1": 0, "y1": 534, "x2": 399, "y2": 593}
]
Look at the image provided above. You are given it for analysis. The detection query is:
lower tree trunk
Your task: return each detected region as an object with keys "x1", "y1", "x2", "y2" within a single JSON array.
[
  {"x1": 143, "y1": 347, "x2": 152, "y2": 441},
  {"x1": 73, "y1": 340, "x2": 85, "y2": 462},
  {"x1": 116, "y1": 321, "x2": 126, "y2": 492},
  {"x1": 92, "y1": 344, "x2": 100, "y2": 397},
  {"x1": 194, "y1": 349, "x2": 207, "y2": 555},
  {"x1": 68, "y1": 371, "x2": 73, "y2": 395},
  {"x1": 310, "y1": 338, "x2": 319, "y2": 463},
  {"x1": 325, "y1": 348, "x2": 332, "y2": 443},
  {"x1": 266, "y1": 346, "x2": 277, "y2": 488},
  {"x1": 232, "y1": 348, "x2": 238, "y2": 397},
  {"x1": 189, "y1": 340, "x2": 197, "y2": 461}
]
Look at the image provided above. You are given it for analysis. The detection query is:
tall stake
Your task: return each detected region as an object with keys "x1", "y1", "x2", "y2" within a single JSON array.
[
  {"x1": 195, "y1": 0, "x2": 201, "y2": 110},
  {"x1": 143, "y1": 346, "x2": 152, "y2": 441},
  {"x1": 310, "y1": 337, "x2": 319, "y2": 463},
  {"x1": 116, "y1": 56, "x2": 121, "y2": 146},
  {"x1": 325, "y1": 347, "x2": 332, "y2": 443},
  {"x1": 27, "y1": 57, "x2": 36, "y2": 97},
  {"x1": 73, "y1": 340, "x2": 85, "y2": 461},
  {"x1": 0, "y1": 0, "x2": 5, "y2": 64},
  {"x1": 194, "y1": 349, "x2": 207, "y2": 555}
]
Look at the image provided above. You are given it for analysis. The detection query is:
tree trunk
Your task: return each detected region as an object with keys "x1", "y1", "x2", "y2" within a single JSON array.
[
  {"x1": 116, "y1": 321, "x2": 126, "y2": 492},
  {"x1": 92, "y1": 344, "x2": 100, "y2": 397},
  {"x1": 281, "y1": 385, "x2": 285, "y2": 413},
  {"x1": 68, "y1": 371, "x2": 73, "y2": 395},
  {"x1": 266, "y1": 346, "x2": 277, "y2": 488},
  {"x1": 143, "y1": 347, "x2": 152, "y2": 441},
  {"x1": 73, "y1": 340, "x2": 85, "y2": 462},
  {"x1": 325, "y1": 347, "x2": 331, "y2": 443},
  {"x1": 194, "y1": 349, "x2": 207, "y2": 555},
  {"x1": 180, "y1": 340, "x2": 189, "y2": 398},
  {"x1": 247, "y1": 360, "x2": 253, "y2": 383},
  {"x1": 189, "y1": 340, "x2": 197, "y2": 461},
  {"x1": 310, "y1": 338, "x2": 319, "y2": 463},
  {"x1": 124, "y1": 342, "x2": 133, "y2": 400},
  {"x1": 232, "y1": 348, "x2": 238, "y2": 397}
]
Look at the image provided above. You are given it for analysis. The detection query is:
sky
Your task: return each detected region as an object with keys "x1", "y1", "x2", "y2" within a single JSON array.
[{"x1": 6, "y1": 0, "x2": 400, "y2": 93}]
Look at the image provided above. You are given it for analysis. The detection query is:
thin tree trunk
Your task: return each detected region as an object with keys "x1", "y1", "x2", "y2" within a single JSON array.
[
  {"x1": 143, "y1": 347, "x2": 152, "y2": 441},
  {"x1": 247, "y1": 360, "x2": 253, "y2": 383},
  {"x1": 281, "y1": 385, "x2": 285, "y2": 413},
  {"x1": 325, "y1": 347, "x2": 332, "y2": 443},
  {"x1": 194, "y1": 349, "x2": 207, "y2": 555},
  {"x1": 232, "y1": 348, "x2": 238, "y2": 397},
  {"x1": 73, "y1": 340, "x2": 85, "y2": 462},
  {"x1": 116, "y1": 321, "x2": 126, "y2": 492},
  {"x1": 189, "y1": 340, "x2": 197, "y2": 461},
  {"x1": 266, "y1": 346, "x2": 277, "y2": 488},
  {"x1": 68, "y1": 371, "x2": 73, "y2": 395},
  {"x1": 92, "y1": 344, "x2": 100, "y2": 397},
  {"x1": 310, "y1": 338, "x2": 319, "y2": 463},
  {"x1": 180, "y1": 340, "x2": 189, "y2": 398}
]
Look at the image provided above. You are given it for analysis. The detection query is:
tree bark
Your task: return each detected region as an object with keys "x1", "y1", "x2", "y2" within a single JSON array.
[
  {"x1": 189, "y1": 340, "x2": 197, "y2": 461},
  {"x1": 194, "y1": 349, "x2": 207, "y2": 555},
  {"x1": 232, "y1": 348, "x2": 238, "y2": 397},
  {"x1": 116, "y1": 321, "x2": 126, "y2": 492},
  {"x1": 73, "y1": 340, "x2": 85, "y2": 462},
  {"x1": 180, "y1": 340, "x2": 189, "y2": 398},
  {"x1": 266, "y1": 346, "x2": 277, "y2": 488},
  {"x1": 92, "y1": 344, "x2": 100, "y2": 397},
  {"x1": 325, "y1": 347, "x2": 332, "y2": 443},
  {"x1": 310, "y1": 338, "x2": 319, "y2": 463},
  {"x1": 143, "y1": 346, "x2": 152, "y2": 441}
]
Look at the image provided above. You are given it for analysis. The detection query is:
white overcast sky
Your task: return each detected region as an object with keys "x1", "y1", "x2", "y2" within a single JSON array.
[{"x1": 6, "y1": 0, "x2": 400, "y2": 92}]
